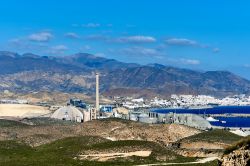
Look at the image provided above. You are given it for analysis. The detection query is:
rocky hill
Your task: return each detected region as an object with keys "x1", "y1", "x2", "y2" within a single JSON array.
[
  {"x1": 0, "y1": 118, "x2": 200, "y2": 147},
  {"x1": 219, "y1": 137, "x2": 250, "y2": 166},
  {"x1": 103, "y1": 65, "x2": 250, "y2": 97},
  {"x1": 0, "y1": 118, "x2": 237, "y2": 165},
  {"x1": 174, "y1": 129, "x2": 243, "y2": 158},
  {"x1": 0, "y1": 51, "x2": 250, "y2": 97}
]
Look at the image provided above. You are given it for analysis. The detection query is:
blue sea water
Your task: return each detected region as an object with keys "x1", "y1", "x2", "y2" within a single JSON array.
[
  {"x1": 152, "y1": 106, "x2": 250, "y2": 115},
  {"x1": 209, "y1": 117, "x2": 250, "y2": 128},
  {"x1": 152, "y1": 106, "x2": 250, "y2": 127}
]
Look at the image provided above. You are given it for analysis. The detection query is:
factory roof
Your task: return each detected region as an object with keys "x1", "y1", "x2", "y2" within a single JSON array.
[{"x1": 51, "y1": 106, "x2": 83, "y2": 121}]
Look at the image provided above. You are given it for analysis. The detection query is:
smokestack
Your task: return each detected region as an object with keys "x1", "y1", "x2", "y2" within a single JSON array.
[{"x1": 95, "y1": 73, "x2": 99, "y2": 118}]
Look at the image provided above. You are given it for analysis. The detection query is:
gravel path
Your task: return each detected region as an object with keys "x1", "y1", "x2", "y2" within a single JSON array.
[
  {"x1": 135, "y1": 157, "x2": 218, "y2": 166},
  {"x1": 79, "y1": 151, "x2": 152, "y2": 161}
]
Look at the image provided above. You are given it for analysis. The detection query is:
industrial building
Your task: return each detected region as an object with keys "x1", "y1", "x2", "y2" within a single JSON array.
[
  {"x1": 126, "y1": 110, "x2": 212, "y2": 130},
  {"x1": 100, "y1": 105, "x2": 113, "y2": 113},
  {"x1": 69, "y1": 99, "x2": 86, "y2": 109},
  {"x1": 50, "y1": 71, "x2": 212, "y2": 129},
  {"x1": 50, "y1": 73, "x2": 100, "y2": 123},
  {"x1": 157, "y1": 112, "x2": 212, "y2": 129},
  {"x1": 51, "y1": 106, "x2": 84, "y2": 122}
]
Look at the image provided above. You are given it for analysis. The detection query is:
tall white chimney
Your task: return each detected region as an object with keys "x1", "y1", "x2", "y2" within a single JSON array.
[{"x1": 95, "y1": 73, "x2": 100, "y2": 118}]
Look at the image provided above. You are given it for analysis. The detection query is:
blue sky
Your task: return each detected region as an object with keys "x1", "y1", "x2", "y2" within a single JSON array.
[{"x1": 1, "y1": 0, "x2": 250, "y2": 79}]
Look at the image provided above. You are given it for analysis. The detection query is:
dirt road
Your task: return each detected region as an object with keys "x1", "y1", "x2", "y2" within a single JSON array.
[
  {"x1": 135, "y1": 157, "x2": 218, "y2": 165},
  {"x1": 79, "y1": 151, "x2": 152, "y2": 161}
]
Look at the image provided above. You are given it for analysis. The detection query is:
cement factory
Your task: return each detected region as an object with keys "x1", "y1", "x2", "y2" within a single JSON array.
[
  {"x1": 0, "y1": 73, "x2": 250, "y2": 136},
  {"x1": 44, "y1": 73, "x2": 212, "y2": 130}
]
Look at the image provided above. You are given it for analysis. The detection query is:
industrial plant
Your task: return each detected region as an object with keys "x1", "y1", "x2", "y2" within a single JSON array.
[{"x1": 0, "y1": 72, "x2": 250, "y2": 138}]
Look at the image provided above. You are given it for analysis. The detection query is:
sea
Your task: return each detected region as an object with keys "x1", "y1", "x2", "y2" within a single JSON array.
[{"x1": 152, "y1": 106, "x2": 250, "y2": 128}]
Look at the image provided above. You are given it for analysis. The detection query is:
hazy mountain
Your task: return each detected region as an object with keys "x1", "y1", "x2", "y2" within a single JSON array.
[
  {"x1": 0, "y1": 51, "x2": 85, "y2": 74},
  {"x1": 0, "y1": 51, "x2": 249, "y2": 97},
  {"x1": 55, "y1": 53, "x2": 139, "y2": 71},
  {"x1": 103, "y1": 66, "x2": 250, "y2": 97}
]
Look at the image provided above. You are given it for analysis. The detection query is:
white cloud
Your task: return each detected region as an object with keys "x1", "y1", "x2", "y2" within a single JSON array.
[
  {"x1": 85, "y1": 34, "x2": 109, "y2": 41},
  {"x1": 166, "y1": 38, "x2": 197, "y2": 46},
  {"x1": 82, "y1": 23, "x2": 100, "y2": 28},
  {"x1": 51, "y1": 45, "x2": 68, "y2": 51},
  {"x1": 65, "y1": 32, "x2": 80, "y2": 39},
  {"x1": 120, "y1": 46, "x2": 162, "y2": 57},
  {"x1": 95, "y1": 52, "x2": 105, "y2": 57},
  {"x1": 79, "y1": 45, "x2": 91, "y2": 52},
  {"x1": 180, "y1": 58, "x2": 200, "y2": 65},
  {"x1": 28, "y1": 32, "x2": 53, "y2": 42},
  {"x1": 166, "y1": 38, "x2": 220, "y2": 52},
  {"x1": 8, "y1": 38, "x2": 22, "y2": 44},
  {"x1": 7, "y1": 38, "x2": 48, "y2": 52},
  {"x1": 83, "y1": 45, "x2": 91, "y2": 50},
  {"x1": 84, "y1": 34, "x2": 156, "y2": 44},
  {"x1": 213, "y1": 47, "x2": 220, "y2": 53},
  {"x1": 116, "y1": 35, "x2": 156, "y2": 43},
  {"x1": 49, "y1": 45, "x2": 68, "y2": 54},
  {"x1": 243, "y1": 64, "x2": 250, "y2": 68}
]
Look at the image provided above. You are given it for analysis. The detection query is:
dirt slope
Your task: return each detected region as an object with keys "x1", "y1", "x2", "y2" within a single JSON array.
[{"x1": 0, "y1": 118, "x2": 200, "y2": 147}]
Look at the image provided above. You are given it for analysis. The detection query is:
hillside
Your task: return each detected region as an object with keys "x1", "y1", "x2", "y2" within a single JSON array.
[
  {"x1": 0, "y1": 136, "x2": 200, "y2": 166},
  {"x1": 0, "y1": 51, "x2": 250, "y2": 97},
  {"x1": 219, "y1": 137, "x2": 250, "y2": 166},
  {"x1": 103, "y1": 65, "x2": 250, "y2": 97},
  {"x1": 3, "y1": 118, "x2": 242, "y2": 165},
  {"x1": 0, "y1": 118, "x2": 200, "y2": 147},
  {"x1": 0, "y1": 118, "x2": 221, "y2": 165},
  {"x1": 174, "y1": 129, "x2": 243, "y2": 158}
]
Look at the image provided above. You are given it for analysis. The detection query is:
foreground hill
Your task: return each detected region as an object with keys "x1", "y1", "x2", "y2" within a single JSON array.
[
  {"x1": 0, "y1": 118, "x2": 200, "y2": 147},
  {"x1": 175, "y1": 129, "x2": 243, "y2": 158},
  {"x1": 0, "y1": 136, "x2": 209, "y2": 166},
  {"x1": 2, "y1": 118, "x2": 246, "y2": 165},
  {"x1": 0, "y1": 118, "x2": 222, "y2": 165},
  {"x1": 219, "y1": 137, "x2": 250, "y2": 166},
  {"x1": 0, "y1": 51, "x2": 250, "y2": 97}
]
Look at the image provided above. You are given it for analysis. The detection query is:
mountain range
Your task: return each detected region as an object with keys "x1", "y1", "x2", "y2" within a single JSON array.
[{"x1": 0, "y1": 51, "x2": 250, "y2": 98}]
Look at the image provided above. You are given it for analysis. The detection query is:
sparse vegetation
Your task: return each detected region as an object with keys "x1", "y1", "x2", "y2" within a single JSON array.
[
  {"x1": 0, "y1": 136, "x2": 203, "y2": 166},
  {"x1": 224, "y1": 136, "x2": 250, "y2": 154},
  {"x1": 0, "y1": 119, "x2": 28, "y2": 127},
  {"x1": 187, "y1": 160, "x2": 219, "y2": 166},
  {"x1": 180, "y1": 129, "x2": 243, "y2": 144},
  {"x1": 0, "y1": 118, "x2": 221, "y2": 165},
  {"x1": 24, "y1": 117, "x2": 78, "y2": 126}
]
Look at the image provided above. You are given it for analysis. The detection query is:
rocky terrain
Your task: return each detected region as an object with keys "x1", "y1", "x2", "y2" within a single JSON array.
[
  {"x1": 1, "y1": 51, "x2": 250, "y2": 97},
  {"x1": 0, "y1": 118, "x2": 203, "y2": 165},
  {"x1": 173, "y1": 129, "x2": 243, "y2": 158},
  {"x1": 0, "y1": 135, "x2": 201, "y2": 166},
  {"x1": 219, "y1": 137, "x2": 250, "y2": 166},
  {"x1": 1, "y1": 118, "x2": 247, "y2": 165},
  {"x1": 0, "y1": 118, "x2": 200, "y2": 147}
]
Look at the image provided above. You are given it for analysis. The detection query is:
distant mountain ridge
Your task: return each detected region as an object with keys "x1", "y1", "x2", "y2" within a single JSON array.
[
  {"x1": 56, "y1": 53, "x2": 139, "y2": 71},
  {"x1": 0, "y1": 51, "x2": 249, "y2": 97},
  {"x1": 103, "y1": 66, "x2": 250, "y2": 97}
]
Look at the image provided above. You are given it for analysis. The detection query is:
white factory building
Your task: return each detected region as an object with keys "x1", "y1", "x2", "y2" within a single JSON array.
[{"x1": 51, "y1": 106, "x2": 84, "y2": 122}]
